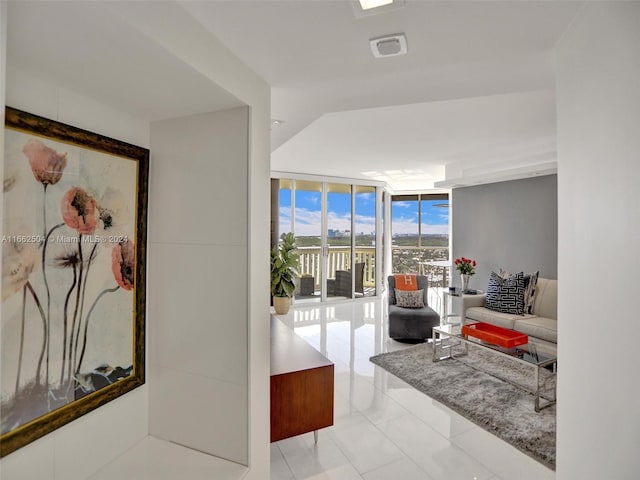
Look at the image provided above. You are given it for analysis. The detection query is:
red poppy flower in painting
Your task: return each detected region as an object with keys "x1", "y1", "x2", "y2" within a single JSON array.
[
  {"x1": 111, "y1": 239, "x2": 135, "y2": 291},
  {"x1": 23, "y1": 139, "x2": 68, "y2": 186},
  {"x1": 61, "y1": 187, "x2": 99, "y2": 235}
]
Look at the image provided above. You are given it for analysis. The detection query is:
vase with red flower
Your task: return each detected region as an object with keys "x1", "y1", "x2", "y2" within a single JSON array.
[{"x1": 454, "y1": 256, "x2": 477, "y2": 292}]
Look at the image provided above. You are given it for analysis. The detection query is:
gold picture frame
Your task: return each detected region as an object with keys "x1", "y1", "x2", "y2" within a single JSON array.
[{"x1": 1, "y1": 107, "x2": 148, "y2": 457}]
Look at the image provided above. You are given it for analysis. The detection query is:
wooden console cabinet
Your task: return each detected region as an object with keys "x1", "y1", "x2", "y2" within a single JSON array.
[{"x1": 270, "y1": 315, "x2": 334, "y2": 442}]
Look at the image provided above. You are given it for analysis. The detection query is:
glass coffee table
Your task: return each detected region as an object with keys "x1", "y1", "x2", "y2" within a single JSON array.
[{"x1": 432, "y1": 322, "x2": 557, "y2": 412}]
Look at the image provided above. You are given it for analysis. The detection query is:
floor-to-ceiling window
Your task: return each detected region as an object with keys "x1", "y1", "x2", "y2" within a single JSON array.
[
  {"x1": 326, "y1": 183, "x2": 353, "y2": 299},
  {"x1": 278, "y1": 179, "x2": 293, "y2": 234},
  {"x1": 272, "y1": 177, "x2": 382, "y2": 302},
  {"x1": 355, "y1": 186, "x2": 376, "y2": 298},
  {"x1": 391, "y1": 193, "x2": 450, "y2": 287},
  {"x1": 292, "y1": 180, "x2": 324, "y2": 298}
]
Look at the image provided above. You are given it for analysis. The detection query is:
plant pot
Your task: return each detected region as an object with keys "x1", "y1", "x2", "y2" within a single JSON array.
[{"x1": 273, "y1": 296, "x2": 291, "y2": 315}]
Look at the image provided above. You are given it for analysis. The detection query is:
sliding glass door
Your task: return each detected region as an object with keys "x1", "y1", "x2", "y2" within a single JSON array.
[
  {"x1": 292, "y1": 180, "x2": 323, "y2": 299},
  {"x1": 355, "y1": 186, "x2": 376, "y2": 297},
  {"x1": 326, "y1": 183, "x2": 353, "y2": 299},
  {"x1": 273, "y1": 177, "x2": 382, "y2": 303}
]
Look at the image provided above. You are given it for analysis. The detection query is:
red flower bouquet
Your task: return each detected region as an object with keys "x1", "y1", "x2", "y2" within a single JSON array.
[{"x1": 454, "y1": 257, "x2": 477, "y2": 275}]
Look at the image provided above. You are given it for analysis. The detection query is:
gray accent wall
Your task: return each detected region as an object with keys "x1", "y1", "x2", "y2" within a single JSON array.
[{"x1": 451, "y1": 174, "x2": 557, "y2": 291}]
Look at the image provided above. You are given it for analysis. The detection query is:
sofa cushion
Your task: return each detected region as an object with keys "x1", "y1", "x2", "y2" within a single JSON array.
[
  {"x1": 532, "y1": 278, "x2": 557, "y2": 320},
  {"x1": 485, "y1": 271, "x2": 526, "y2": 315},
  {"x1": 514, "y1": 316, "x2": 558, "y2": 343},
  {"x1": 466, "y1": 307, "x2": 534, "y2": 330}
]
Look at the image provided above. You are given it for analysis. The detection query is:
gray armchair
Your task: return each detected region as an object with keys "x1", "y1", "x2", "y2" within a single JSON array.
[{"x1": 388, "y1": 275, "x2": 440, "y2": 343}]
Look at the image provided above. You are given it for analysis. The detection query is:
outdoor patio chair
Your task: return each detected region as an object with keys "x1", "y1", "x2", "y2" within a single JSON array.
[{"x1": 334, "y1": 262, "x2": 365, "y2": 297}]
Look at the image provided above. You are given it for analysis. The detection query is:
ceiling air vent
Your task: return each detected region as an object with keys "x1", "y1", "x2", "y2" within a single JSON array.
[{"x1": 370, "y1": 33, "x2": 407, "y2": 58}]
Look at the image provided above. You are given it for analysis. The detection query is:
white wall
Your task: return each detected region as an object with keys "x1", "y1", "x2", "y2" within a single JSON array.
[
  {"x1": 112, "y1": 5, "x2": 272, "y2": 476},
  {"x1": 0, "y1": 0, "x2": 6, "y2": 298},
  {"x1": 148, "y1": 107, "x2": 250, "y2": 464},
  {"x1": 115, "y1": 4, "x2": 272, "y2": 476},
  {"x1": 0, "y1": 69, "x2": 150, "y2": 480},
  {"x1": 556, "y1": 3, "x2": 640, "y2": 478},
  {"x1": 0, "y1": 1, "x2": 7, "y2": 470}
]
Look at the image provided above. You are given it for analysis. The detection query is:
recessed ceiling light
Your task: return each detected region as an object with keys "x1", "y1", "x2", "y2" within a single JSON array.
[
  {"x1": 351, "y1": 0, "x2": 405, "y2": 18},
  {"x1": 271, "y1": 119, "x2": 285, "y2": 127},
  {"x1": 359, "y1": 0, "x2": 393, "y2": 10}
]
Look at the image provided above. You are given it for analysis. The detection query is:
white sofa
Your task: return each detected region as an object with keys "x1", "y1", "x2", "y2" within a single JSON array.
[{"x1": 461, "y1": 277, "x2": 557, "y2": 345}]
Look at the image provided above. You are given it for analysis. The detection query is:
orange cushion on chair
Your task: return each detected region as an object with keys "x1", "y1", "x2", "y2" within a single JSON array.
[{"x1": 394, "y1": 274, "x2": 418, "y2": 291}]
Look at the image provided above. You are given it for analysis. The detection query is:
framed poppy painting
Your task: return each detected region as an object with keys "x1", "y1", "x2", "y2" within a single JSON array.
[{"x1": 0, "y1": 107, "x2": 148, "y2": 457}]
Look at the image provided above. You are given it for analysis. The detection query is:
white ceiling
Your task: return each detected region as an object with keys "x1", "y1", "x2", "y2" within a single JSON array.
[
  {"x1": 6, "y1": 2, "x2": 244, "y2": 123},
  {"x1": 182, "y1": 0, "x2": 583, "y2": 191},
  {"x1": 6, "y1": 1, "x2": 583, "y2": 192},
  {"x1": 272, "y1": 89, "x2": 557, "y2": 190}
]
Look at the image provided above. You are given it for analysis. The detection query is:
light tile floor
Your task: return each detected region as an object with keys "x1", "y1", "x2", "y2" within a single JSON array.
[
  {"x1": 272, "y1": 298, "x2": 555, "y2": 480},
  {"x1": 87, "y1": 436, "x2": 248, "y2": 480}
]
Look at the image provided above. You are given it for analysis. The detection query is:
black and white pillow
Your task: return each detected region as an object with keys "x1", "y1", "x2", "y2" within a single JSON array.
[
  {"x1": 395, "y1": 289, "x2": 425, "y2": 308},
  {"x1": 485, "y1": 271, "x2": 526, "y2": 315},
  {"x1": 499, "y1": 268, "x2": 539, "y2": 314},
  {"x1": 523, "y1": 271, "x2": 539, "y2": 314}
]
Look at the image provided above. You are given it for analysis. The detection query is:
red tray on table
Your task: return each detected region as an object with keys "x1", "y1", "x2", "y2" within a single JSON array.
[{"x1": 461, "y1": 322, "x2": 528, "y2": 348}]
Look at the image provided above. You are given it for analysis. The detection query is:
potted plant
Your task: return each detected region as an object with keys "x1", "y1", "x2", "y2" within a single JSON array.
[{"x1": 270, "y1": 232, "x2": 300, "y2": 315}]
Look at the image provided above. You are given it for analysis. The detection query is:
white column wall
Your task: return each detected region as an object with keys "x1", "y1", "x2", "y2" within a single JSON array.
[
  {"x1": 0, "y1": 0, "x2": 6, "y2": 302},
  {"x1": 0, "y1": 3, "x2": 7, "y2": 471},
  {"x1": 555, "y1": 3, "x2": 640, "y2": 478},
  {"x1": 0, "y1": 69, "x2": 150, "y2": 480},
  {"x1": 148, "y1": 107, "x2": 250, "y2": 464},
  {"x1": 108, "y1": 4, "x2": 271, "y2": 476}
]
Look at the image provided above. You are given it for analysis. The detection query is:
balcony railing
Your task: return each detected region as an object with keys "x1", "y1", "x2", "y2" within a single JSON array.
[
  {"x1": 296, "y1": 245, "x2": 451, "y2": 293},
  {"x1": 297, "y1": 246, "x2": 376, "y2": 291}
]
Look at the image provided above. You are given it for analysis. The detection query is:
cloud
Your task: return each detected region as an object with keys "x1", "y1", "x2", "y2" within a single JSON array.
[
  {"x1": 279, "y1": 207, "x2": 378, "y2": 237},
  {"x1": 391, "y1": 219, "x2": 449, "y2": 235},
  {"x1": 391, "y1": 219, "x2": 418, "y2": 235},
  {"x1": 420, "y1": 223, "x2": 449, "y2": 235},
  {"x1": 356, "y1": 192, "x2": 374, "y2": 203},
  {"x1": 354, "y1": 214, "x2": 376, "y2": 235},
  {"x1": 392, "y1": 214, "x2": 419, "y2": 225},
  {"x1": 393, "y1": 201, "x2": 413, "y2": 208},
  {"x1": 279, "y1": 204, "x2": 447, "y2": 237}
]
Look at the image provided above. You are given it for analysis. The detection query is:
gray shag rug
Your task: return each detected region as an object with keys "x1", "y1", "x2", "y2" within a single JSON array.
[{"x1": 370, "y1": 342, "x2": 556, "y2": 470}]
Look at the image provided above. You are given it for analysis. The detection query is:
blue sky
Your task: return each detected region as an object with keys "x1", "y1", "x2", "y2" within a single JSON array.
[{"x1": 279, "y1": 189, "x2": 448, "y2": 236}]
